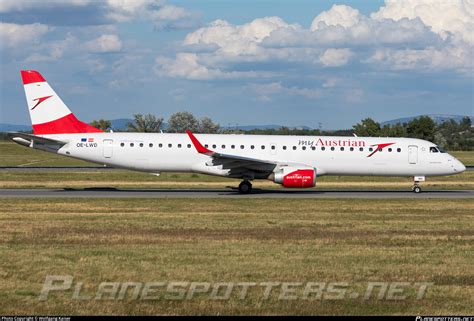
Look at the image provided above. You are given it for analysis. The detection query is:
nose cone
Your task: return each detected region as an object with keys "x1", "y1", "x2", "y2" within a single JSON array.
[{"x1": 453, "y1": 159, "x2": 466, "y2": 173}]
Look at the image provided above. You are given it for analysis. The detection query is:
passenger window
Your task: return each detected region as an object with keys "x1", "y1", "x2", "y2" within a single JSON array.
[
  {"x1": 331, "y1": 147, "x2": 335, "y2": 151},
  {"x1": 149, "y1": 143, "x2": 153, "y2": 148},
  {"x1": 359, "y1": 147, "x2": 363, "y2": 151},
  {"x1": 397, "y1": 148, "x2": 401, "y2": 152},
  {"x1": 369, "y1": 147, "x2": 373, "y2": 152},
  {"x1": 139, "y1": 143, "x2": 144, "y2": 147},
  {"x1": 302, "y1": 146, "x2": 306, "y2": 150},
  {"x1": 388, "y1": 148, "x2": 392, "y2": 152},
  {"x1": 130, "y1": 143, "x2": 134, "y2": 147},
  {"x1": 120, "y1": 143, "x2": 124, "y2": 147},
  {"x1": 321, "y1": 147, "x2": 325, "y2": 151},
  {"x1": 283, "y1": 146, "x2": 287, "y2": 150},
  {"x1": 187, "y1": 144, "x2": 191, "y2": 148},
  {"x1": 251, "y1": 145, "x2": 255, "y2": 149},
  {"x1": 311, "y1": 146, "x2": 316, "y2": 151},
  {"x1": 205, "y1": 144, "x2": 208, "y2": 148},
  {"x1": 168, "y1": 144, "x2": 172, "y2": 148},
  {"x1": 293, "y1": 146, "x2": 297, "y2": 150},
  {"x1": 261, "y1": 145, "x2": 265, "y2": 150},
  {"x1": 271, "y1": 146, "x2": 275, "y2": 150},
  {"x1": 159, "y1": 143, "x2": 163, "y2": 148},
  {"x1": 212, "y1": 144, "x2": 216, "y2": 149},
  {"x1": 231, "y1": 145, "x2": 235, "y2": 149},
  {"x1": 350, "y1": 147, "x2": 354, "y2": 151},
  {"x1": 222, "y1": 145, "x2": 225, "y2": 149},
  {"x1": 340, "y1": 147, "x2": 344, "y2": 151},
  {"x1": 240, "y1": 145, "x2": 244, "y2": 149},
  {"x1": 178, "y1": 144, "x2": 182, "y2": 148}
]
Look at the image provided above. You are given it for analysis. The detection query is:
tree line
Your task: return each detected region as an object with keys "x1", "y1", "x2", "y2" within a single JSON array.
[
  {"x1": 1, "y1": 112, "x2": 471, "y2": 150},
  {"x1": 89, "y1": 112, "x2": 472, "y2": 150},
  {"x1": 90, "y1": 112, "x2": 220, "y2": 134}
]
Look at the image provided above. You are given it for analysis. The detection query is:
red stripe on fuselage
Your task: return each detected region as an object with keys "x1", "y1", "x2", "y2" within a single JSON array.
[{"x1": 32, "y1": 113, "x2": 103, "y2": 135}]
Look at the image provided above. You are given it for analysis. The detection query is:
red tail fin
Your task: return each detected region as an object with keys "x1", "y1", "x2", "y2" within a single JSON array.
[{"x1": 21, "y1": 70, "x2": 103, "y2": 135}]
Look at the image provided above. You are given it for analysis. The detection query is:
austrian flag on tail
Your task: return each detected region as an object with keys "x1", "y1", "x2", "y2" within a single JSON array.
[{"x1": 21, "y1": 70, "x2": 102, "y2": 135}]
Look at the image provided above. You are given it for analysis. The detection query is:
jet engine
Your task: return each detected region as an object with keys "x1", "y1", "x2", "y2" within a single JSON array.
[{"x1": 270, "y1": 167, "x2": 316, "y2": 188}]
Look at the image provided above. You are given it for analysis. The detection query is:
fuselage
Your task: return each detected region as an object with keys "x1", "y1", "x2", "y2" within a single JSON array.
[{"x1": 44, "y1": 132, "x2": 466, "y2": 178}]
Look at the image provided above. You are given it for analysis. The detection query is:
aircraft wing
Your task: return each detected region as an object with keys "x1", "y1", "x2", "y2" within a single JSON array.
[{"x1": 186, "y1": 130, "x2": 277, "y2": 174}]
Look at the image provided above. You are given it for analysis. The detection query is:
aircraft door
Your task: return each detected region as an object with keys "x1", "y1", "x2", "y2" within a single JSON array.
[
  {"x1": 408, "y1": 145, "x2": 418, "y2": 164},
  {"x1": 103, "y1": 139, "x2": 113, "y2": 158}
]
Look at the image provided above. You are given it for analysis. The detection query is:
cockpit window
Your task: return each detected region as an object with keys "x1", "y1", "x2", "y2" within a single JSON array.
[
  {"x1": 430, "y1": 147, "x2": 439, "y2": 153},
  {"x1": 437, "y1": 146, "x2": 447, "y2": 153}
]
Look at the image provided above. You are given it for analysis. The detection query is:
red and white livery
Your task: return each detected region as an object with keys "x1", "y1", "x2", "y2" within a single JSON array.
[{"x1": 11, "y1": 70, "x2": 466, "y2": 193}]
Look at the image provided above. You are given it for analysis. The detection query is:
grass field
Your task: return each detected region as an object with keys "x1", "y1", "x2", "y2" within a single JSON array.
[{"x1": 0, "y1": 198, "x2": 472, "y2": 315}]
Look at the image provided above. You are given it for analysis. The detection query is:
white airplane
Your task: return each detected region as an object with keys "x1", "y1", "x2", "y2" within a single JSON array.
[{"x1": 10, "y1": 70, "x2": 466, "y2": 194}]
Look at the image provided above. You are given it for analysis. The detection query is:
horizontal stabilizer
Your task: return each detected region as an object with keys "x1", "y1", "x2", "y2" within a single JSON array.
[{"x1": 8, "y1": 132, "x2": 67, "y2": 147}]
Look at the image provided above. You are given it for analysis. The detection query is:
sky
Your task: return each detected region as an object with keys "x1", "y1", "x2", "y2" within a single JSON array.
[{"x1": 0, "y1": 0, "x2": 473, "y2": 129}]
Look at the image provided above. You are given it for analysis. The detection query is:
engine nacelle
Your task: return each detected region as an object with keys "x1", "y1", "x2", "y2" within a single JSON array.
[{"x1": 272, "y1": 167, "x2": 316, "y2": 188}]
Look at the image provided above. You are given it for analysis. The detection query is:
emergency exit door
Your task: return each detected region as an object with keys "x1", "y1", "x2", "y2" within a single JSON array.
[
  {"x1": 408, "y1": 145, "x2": 418, "y2": 164},
  {"x1": 103, "y1": 139, "x2": 113, "y2": 158}
]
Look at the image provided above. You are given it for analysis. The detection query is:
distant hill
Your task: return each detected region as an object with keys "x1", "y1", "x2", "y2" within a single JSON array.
[
  {"x1": 0, "y1": 123, "x2": 31, "y2": 132},
  {"x1": 222, "y1": 124, "x2": 312, "y2": 131},
  {"x1": 110, "y1": 118, "x2": 133, "y2": 131},
  {"x1": 381, "y1": 114, "x2": 473, "y2": 126},
  {"x1": 1, "y1": 114, "x2": 471, "y2": 133}
]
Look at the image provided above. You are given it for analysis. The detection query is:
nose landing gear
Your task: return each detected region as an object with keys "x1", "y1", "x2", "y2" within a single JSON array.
[
  {"x1": 412, "y1": 176, "x2": 425, "y2": 193},
  {"x1": 238, "y1": 180, "x2": 252, "y2": 194}
]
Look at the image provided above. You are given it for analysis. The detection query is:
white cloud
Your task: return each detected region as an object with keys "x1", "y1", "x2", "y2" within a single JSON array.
[
  {"x1": 368, "y1": 45, "x2": 473, "y2": 73},
  {"x1": 86, "y1": 34, "x2": 122, "y2": 53},
  {"x1": 25, "y1": 33, "x2": 76, "y2": 62},
  {"x1": 311, "y1": 5, "x2": 362, "y2": 31},
  {"x1": 371, "y1": 0, "x2": 474, "y2": 44},
  {"x1": 105, "y1": 0, "x2": 196, "y2": 28},
  {"x1": 156, "y1": 1, "x2": 473, "y2": 80},
  {"x1": 155, "y1": 53, "x2": 262, "y2": 80},
  {"x1": 319, "y1": 48, "x2": 353, "y2": 67},
  {"x1": 0, "y1": 0, "x2": 93, "y2": 13},
  {"x1": 152, "y1": 4, "x2": 191, "y2": 21},
  {"x1": 0, "y1": 0, "x2": 197, "y2": 29},
  {"x1": 184, "y1": 17, "x2": 300, "y2": 56},
  {"x1": 0, "y1": 22, "x2": 49, "y2": 48}
]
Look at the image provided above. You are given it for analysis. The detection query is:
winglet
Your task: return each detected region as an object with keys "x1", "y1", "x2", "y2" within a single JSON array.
[{"x1": 186, "y1": 130, "x2": 214, "y2": 155}]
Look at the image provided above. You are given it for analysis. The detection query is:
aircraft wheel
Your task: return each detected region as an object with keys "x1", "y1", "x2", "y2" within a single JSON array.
[
  {"x1": 238, "y1": 181, "x2": 252, "y2": 194},
  {"x1": 412, "y1": 185, "x2": 422, "y2": 193}
]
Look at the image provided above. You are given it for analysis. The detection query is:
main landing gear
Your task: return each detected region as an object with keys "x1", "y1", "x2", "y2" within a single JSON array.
[
  {"x1": 238, "y1": 180, "x2": 252, "y2": 194},
  {"x1": 412, "y1": 176, "x2": 425, "y2": 193}
]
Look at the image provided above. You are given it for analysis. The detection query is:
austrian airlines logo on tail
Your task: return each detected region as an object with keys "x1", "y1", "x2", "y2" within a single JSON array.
[
  {"x1": 367, "y1": 143, "x2": 395, "y2": 157},
  {"x1": 31, "y1": 95, "x2": 53, "y2": 110}
]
